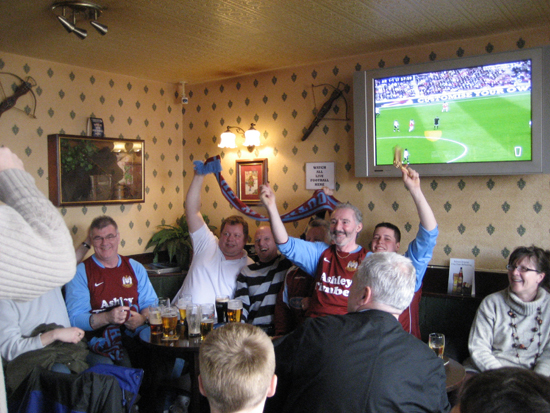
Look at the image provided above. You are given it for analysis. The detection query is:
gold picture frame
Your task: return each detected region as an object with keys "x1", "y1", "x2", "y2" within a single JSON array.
[
  {"x1": 47, "y1": 134, "x2": 145, "y2": 206},
  {"x1": 236, "y1": 158, "x2": 268, "y2": 205}
]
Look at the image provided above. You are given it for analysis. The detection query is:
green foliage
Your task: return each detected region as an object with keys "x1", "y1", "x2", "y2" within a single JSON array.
[
  {"x1": 146, "y1": 214, "x2": 216, "y2": 270},
  {"x1": 60, "y1": 139, "x2": 99, "y2": 174}
]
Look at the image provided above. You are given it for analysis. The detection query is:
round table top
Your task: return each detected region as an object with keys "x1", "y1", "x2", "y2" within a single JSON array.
[
  {"x1": 138, "y1": 326, "x2": 202, "y2": 352},
  {"x1": 444, "y1": 356, "x2": 466, "y2": 392}
]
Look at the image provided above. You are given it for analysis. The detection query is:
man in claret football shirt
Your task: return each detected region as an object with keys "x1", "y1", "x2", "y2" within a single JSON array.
[{"x1": 65, "y1": 215, "x2": 157, "y2": 367}]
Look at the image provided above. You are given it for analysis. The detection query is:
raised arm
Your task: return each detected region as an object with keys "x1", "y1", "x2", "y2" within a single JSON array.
[
  {"x1": 402, "y1": 167, "x2": 437, "y2": 231},
  {"x1": 185, "y1": 171, "x2": 207, "y2": 234},
  {"x1": 260, "y1": 184, "x2": 288, "y2": 244},
  {"x1": 0, "y1": 147, "x2": 76, "y2": 301}
]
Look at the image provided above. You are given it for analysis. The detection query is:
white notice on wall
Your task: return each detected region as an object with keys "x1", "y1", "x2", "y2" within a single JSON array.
[
  {"x1": 447, "y1": 258, "x2": 476, "y2": 297},
  {"x1": 306, "y1": 162, "x2": 335, "y2": 190}
]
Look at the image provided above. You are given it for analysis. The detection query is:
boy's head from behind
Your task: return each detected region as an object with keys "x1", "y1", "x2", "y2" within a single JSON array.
[{"x1": 199, "y1": 323, "x2": 277, "y2": 413}]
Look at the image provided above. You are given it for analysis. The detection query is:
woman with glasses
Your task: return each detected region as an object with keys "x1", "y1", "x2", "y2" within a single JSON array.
[{"x1": 468, "y1": 245, "x2": 550, "y2": 376}]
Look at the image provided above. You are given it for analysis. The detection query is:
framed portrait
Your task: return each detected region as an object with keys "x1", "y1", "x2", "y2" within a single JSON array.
[
  {"x1": 236, "y1": 159, "x2": 268, "y2": 205},
  {"x1": 47, "y1": 134, "x2": 145, "y2": 206}
]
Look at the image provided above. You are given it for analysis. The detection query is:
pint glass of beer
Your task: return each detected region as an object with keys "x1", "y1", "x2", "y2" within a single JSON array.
[
  {"x1": 161, "y1": 306, "x2": 179, "y2": 340},
  {"x1": 227, "y1": 299, "x2": 243, "y2": 323},
  {"x1": 429, "y1": 333, "x2": 445, "y2": 359},
  {"x1": 158, "y1": 297, "x2": 170, "y2": 311},
  {"x1": 215, "y1": 295, "x2": 229, "y2": 323},
  {"x1": 200, "y1": 303, "x2": 216, "y2": 340},
  {"x1": 176, "y1": 294, "x2": 193, "y2": 325},
  {"x1": 187, "y1": 304, "x2": 202, "y2": 338},
  {"x1": 149, "y1": 306, "x2": 163, "y2": 336}
]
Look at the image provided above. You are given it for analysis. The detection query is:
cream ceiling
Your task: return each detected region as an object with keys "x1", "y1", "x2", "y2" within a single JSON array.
[{"x1": 1, "y1": 0, "x2": 549, "y2": 84}]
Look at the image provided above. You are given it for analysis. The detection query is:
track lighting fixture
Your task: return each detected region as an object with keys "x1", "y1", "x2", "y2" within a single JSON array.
[{"x1": 52, "y1": 1, "x2": 108, "y2": 40}]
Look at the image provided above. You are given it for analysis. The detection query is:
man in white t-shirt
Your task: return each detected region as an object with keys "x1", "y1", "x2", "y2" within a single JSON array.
[{"x1": 174, "y1": 169, "x2": 252, "y2": 306}]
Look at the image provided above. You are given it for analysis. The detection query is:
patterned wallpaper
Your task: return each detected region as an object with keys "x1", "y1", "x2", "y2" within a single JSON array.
[
  {"x1": 0, "y1": 52, "x2": 183, "y2": 258},
  {"x1": 182, "y1": 28, "x2": 550, "y2": 271},
  {"x1": 1, "y1": 27, "x2": 549, "y2": 272}
]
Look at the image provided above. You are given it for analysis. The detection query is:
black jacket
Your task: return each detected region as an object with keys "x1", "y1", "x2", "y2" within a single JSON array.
[{"x1": 267, "y1": 310, "x2": 450, "y2": 413}]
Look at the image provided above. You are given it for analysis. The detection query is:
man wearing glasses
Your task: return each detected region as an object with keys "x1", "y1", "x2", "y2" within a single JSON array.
[{"x1": 65, "y1": 215, "x2": 158, "y2": 367}]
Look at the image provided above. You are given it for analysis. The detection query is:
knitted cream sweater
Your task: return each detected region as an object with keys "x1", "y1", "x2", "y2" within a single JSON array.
[
  {"x1": 0, "y1": 168, "x2": 77, "y2": 413},
  {"x1": 469, "y1": 287, "x2": 550, "y2": 376}
]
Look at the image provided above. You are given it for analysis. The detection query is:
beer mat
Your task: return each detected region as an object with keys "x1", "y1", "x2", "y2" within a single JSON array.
[{"x1": 161, "y1": 336, "x2": 180, "y2": 341}]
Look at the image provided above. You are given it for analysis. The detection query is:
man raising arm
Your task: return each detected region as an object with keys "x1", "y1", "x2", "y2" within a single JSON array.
[
  {"x1": 260, "y1": 184, "x2": 367, "y2": 318},
  {"x1": 174, "y1": 167, "x2": 252, "y2": 306},
  {"x1": 369, "y1": 166, "x2": 438, "y2": 338}
]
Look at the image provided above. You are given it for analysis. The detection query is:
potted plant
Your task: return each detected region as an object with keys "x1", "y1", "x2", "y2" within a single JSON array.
[{"x1": 146, "y1": 214, "x2": 216, "y2": 270}]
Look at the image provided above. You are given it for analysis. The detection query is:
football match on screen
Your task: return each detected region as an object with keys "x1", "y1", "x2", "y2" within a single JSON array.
[{"x1": 373, "y1": 59, "x2": 532, "y2": 166}]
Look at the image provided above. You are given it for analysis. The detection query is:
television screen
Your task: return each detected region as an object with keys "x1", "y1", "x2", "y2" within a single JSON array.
[{"x1": 354, "y1": 47, "x2": 550, "y2": 177}]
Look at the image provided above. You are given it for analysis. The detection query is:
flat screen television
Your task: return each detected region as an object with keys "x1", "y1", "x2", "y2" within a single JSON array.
[{"x1": 354, "y1": 47, "x2": 550, "y2": 177}]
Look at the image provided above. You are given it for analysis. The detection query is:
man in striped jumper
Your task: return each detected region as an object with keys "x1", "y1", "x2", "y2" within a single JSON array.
[{"x1": 234, "y1": 226, "x2": 292, "y2": 336}]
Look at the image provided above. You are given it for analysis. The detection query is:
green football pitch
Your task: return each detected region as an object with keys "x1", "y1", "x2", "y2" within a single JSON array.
[{"x1": 374, "y1": 92, "x2": 531, "y2": 166}]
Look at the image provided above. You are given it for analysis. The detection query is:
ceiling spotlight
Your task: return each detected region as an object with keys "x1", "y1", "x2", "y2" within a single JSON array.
[
  {"x1": 56, "y1": 15, "x2": 75, "y2": 33},
  {"x1": 90, "y1": 20, "x2": 108, "y2": 35},
  {"x1": 52, "y1": 1, "x2": 107, "y2": 40},
  {"x1": 73, "y1": 27, "x2": 88, "y2": 39}
]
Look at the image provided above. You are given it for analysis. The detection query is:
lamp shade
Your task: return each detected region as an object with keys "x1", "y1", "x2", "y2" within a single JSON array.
[
  {"x1": 243, "y1": 126, "x2": 261, "y2": 148},
  {"x1": 219, "y1": 130, "x2": 237, "y2": 148}
]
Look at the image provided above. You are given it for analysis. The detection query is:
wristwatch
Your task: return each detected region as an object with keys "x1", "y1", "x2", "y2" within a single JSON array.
[{"x1": 82, "y1": 241, "x2": 91, "y2": 249}]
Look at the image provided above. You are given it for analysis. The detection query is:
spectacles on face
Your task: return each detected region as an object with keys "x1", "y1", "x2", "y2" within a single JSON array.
[
  {"x1": 506, "y1": 264, "x2": 538, "y2": 274},
  {"x1": 92, "y1": 233, "x2": 118, "y2": 243}
]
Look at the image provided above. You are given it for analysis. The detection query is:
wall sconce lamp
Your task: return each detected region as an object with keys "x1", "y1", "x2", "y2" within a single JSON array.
[
  {"x1": 218, "y1": 123, "x2": 261, "y2": 152},
  {"x1": 52, "y1": 1, "x2": 108, "y2": 40}
]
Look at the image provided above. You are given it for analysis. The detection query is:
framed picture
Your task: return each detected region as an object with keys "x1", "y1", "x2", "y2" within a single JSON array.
[
  {"x1": 236, "y1": 159, "x2": 268, "y2": 205},
  {"x1": 47, "y1": 134, "x2": 145, "y2": 206}
]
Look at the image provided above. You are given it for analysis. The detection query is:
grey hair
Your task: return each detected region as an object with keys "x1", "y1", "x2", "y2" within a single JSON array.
[
  {"x1": 354, "y1": 252, "x2": 416, "y2": 312},
  {"x1": 332, "y1": 202, "x2": 363, "y2": 226}
]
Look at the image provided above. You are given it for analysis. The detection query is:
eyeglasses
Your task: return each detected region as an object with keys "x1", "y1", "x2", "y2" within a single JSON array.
[
  {"x1": 506, "y1": 264, "x2": 538, "y2": 274},
  {"x1": 92, "y1": 233, "x2": 118, "y2": 243}
]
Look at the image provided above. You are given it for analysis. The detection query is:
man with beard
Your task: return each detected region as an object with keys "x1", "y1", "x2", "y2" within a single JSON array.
[
  {"x1": 260, "y1": 186, "x2": 367, "y2": 318},
  {"x1": 234, "y1": 226, "x2": 292, "y2": 335},
  {"x1": 260, "y1": 166, "x2": 437, "y2": 323}
]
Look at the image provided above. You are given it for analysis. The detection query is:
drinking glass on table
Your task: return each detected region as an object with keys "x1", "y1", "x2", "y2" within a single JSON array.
[
  {"x1": 176, "y1": 295, "x2": 193, "y2": 325},
  {"x1": 200, "y1": 303, "x2": 216, "y2": 340},
  {"x1": 161, "y1": 306, "x2": 179, "y2": 340},
  {"x1": 429, "y1": 333, "x2": 445, "y2": 359},
  {"x1": 187, "y1": 304, "x2": 202, "y2": 338},
  {"x1": 149, "y1": 304, "x2": 163, "y2": 337},
  {"x1": 215, "y1": 295, "x2": 229, "y2": 323},
  {"x1": 227, "y1": 299, "x2": 243, "y2": 323},
  {"x1": 158, "y1": 297, "x2": 170, "y2": 310}
]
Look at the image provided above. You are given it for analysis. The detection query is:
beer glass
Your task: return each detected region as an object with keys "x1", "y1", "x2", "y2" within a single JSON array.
[
  {"x1": 429, "y1": 333, "x2": 445, "y2": 359},
  {"x1": 215, "y1": 295, "x2": 229, "y2": 323},
  {"x1": 227, "y1": 299, "x2": 243, "y2": 323},
  {"x1": 176, "y1": 294, "x2": 193, "y2": 325},
  {"x1": 187, "y1": 304, "x2": 202, "y2": 338},
  {"x1": 200, "y1": 303, "x2": 216, "y2": 340},
  {"x1": 158, "y1": 297, "x2": 170, "y2": 310},
  {"x1": 161, "y1": 306, "x2": 179, "y2": 340},
  {"x1": 149, "y1": 305, "x2": 163, "y2": 337}
]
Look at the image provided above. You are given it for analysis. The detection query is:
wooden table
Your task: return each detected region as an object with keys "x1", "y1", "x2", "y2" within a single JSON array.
[
  {"x1": 139, "y1": 326, "x2": 205, "y2": 413},
  {"x1": 444, "y1": 356, "x2": 466, "y2": 392}
]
